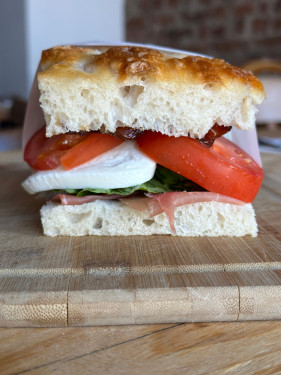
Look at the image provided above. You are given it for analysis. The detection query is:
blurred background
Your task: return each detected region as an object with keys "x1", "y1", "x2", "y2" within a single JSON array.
[
  {"x1": 127, "y1": 0, "x2": 281, "y2": 66},
  {"x1": 1, "y1": 0, "x2": 281, "y2": 150}
]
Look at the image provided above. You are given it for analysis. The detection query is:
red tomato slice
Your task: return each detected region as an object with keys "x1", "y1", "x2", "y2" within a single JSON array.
[
  {"x1": 60, "y1": 133, "x2": 123, "y2": 170},
  {"x1": 136, "y1": 131, "x2": 264, "y2": 203},
  {"x1": 24, "y1": 126, "x2": 88, "y2": 170}
]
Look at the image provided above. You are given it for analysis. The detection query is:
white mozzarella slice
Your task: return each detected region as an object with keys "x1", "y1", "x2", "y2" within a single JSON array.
[{"x1": 22, "y1": 142, "x2": 156, "y2": 194}]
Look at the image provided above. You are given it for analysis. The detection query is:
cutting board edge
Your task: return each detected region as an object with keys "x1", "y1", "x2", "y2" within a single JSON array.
[
  {"x1": 0, "y1": 290, "x2": 68, "y2": 327},
  {"x1": 1, "y1": 285, "x2": 281, "y2": 327}
]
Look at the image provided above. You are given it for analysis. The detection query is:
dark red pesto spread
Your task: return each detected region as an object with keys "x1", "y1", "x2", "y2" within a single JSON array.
[
  {"x1": 114, "y1": 123, "x2": 232, "y2": 146},
  {"x1": 199, "y1": 123, "x2": 232, "y2": 147},
  {"x1": 72, "y1": 123, "x2": 232, "y2": 145},
  {"x1": 114, "y1": 126, "x2": 144, "y2": 141}
]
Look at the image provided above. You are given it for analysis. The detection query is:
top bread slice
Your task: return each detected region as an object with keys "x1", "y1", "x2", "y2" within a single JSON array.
[{"x1": 38, "y1": 45, "x2": 265, "y2": 138}]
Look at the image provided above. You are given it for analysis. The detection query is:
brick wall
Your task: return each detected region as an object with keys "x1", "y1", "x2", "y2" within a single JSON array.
[{"x1": 126, "y1": 0, "x2": 281, "y2": 66}]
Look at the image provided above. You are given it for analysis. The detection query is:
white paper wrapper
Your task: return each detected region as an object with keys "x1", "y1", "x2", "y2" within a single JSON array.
[{"x1": 23, "y1": 42, "x2": 262, "y2": 166}]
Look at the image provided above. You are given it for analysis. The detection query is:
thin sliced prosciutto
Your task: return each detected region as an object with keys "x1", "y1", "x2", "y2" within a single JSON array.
[
  {"x1": 52, "y1": 193, "x2": 124, "y2": 205},
  {"x1": 122, "y1": 192, "x2": 245, "y2": 233}
]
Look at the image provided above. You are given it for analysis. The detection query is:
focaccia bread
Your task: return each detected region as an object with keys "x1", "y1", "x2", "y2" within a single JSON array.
[{"x1": 38, "y1": 45, "x2": 265, "y2": 138}]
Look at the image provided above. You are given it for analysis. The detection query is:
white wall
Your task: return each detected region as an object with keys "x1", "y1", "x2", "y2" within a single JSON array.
[
  {"x1": 0, "y1": 0, "x2": 125, "y2": 99},
  {"x1": 0, "y1": 0, "x2": 28, "y2": 98},
  {"x1": 25, "y1": 0, "x2": 125, "y2": 96}
]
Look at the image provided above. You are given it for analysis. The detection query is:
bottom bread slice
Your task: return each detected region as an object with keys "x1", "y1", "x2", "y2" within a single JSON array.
[{"x1": 41, "y1": 200, "x2": 257, "y2": 237}]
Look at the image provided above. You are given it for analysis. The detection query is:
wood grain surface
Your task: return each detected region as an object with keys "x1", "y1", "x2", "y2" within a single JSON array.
[
  {"x1": 2, "y1": 322, "x2": 281, "y2": 374},
  {"x1": 0, "y1": 151, "x2": 281, "y2": 327}
]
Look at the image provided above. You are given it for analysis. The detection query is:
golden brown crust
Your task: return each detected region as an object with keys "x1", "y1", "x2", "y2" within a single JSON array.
[{"x1": 39, "y1": 45, "x2": 264, "y2": 94}]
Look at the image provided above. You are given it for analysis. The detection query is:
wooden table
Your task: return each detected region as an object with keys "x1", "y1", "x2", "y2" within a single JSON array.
[
  {"x1": 1, "y1": 149, "x2": 281, "y2": 374},
  {"x1": 2, "y1": 321, "x2": 281, "y2": 374}
]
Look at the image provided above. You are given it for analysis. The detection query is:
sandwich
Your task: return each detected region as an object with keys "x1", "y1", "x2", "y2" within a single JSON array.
[{"x1": 22, "y1": 45, "x2": 265, "y2": 237}]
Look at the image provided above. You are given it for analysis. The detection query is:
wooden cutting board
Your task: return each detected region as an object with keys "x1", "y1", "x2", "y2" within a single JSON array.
[{"x1": 0, "y1": 151, "x2": 281, "y2": 327}]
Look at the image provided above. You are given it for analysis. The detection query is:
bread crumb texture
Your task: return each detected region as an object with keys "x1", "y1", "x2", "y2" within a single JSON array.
[
  {"x1": 41, "y1": 200, "x2": 257, "y2": 237},
  {"x1": 38, "y1": 46, "x2": 265, "y2": 138}
]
